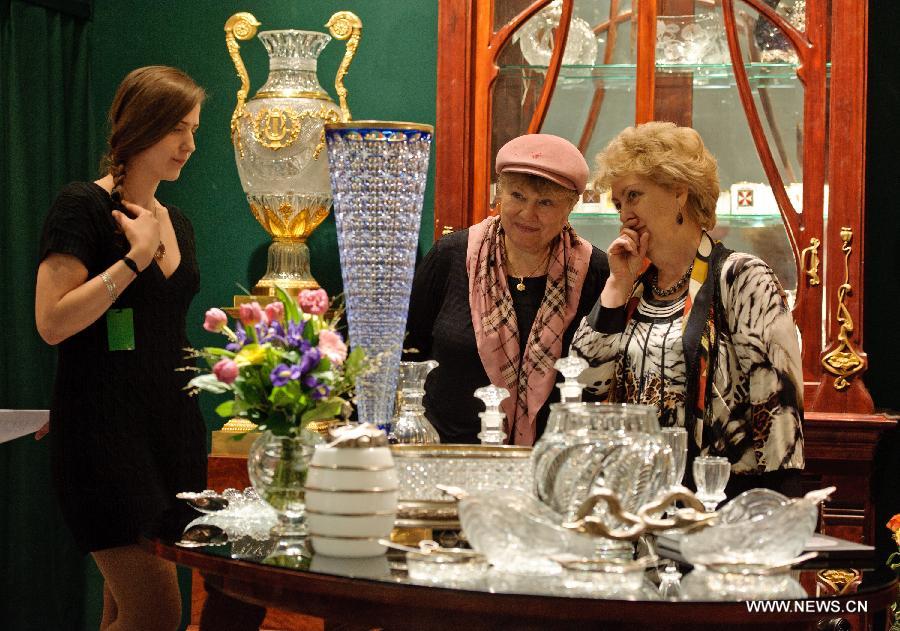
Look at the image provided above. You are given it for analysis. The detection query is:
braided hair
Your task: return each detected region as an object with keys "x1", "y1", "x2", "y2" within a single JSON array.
[{"x1": 100, "y1": 66, "x2": 206, "y2": 210}]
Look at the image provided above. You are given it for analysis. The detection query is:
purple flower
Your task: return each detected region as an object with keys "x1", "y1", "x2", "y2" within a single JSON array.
[
  {"x1": 270, "y1": 363, "x2": 301, "y2": 387},
  {"x1": 258, "y1": 321, "x2": 287, "y2": 345},
  {"x1": 285, "y1": 321, "x2": 307, "y2": 348},
  {"x1": 226, "y1": 327, "x2": 247, "y2": 352},
  {"x1": 302, "y1": 374, "x2": 330, "y2": 400},
  {"x1": 298, "y1": 347, "x2": 321, "y2": 374}
]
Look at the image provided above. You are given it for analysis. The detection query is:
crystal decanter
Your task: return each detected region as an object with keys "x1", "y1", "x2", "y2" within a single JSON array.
[{"x1": 389, "y1": 360, "x2": 440, "y2": 444}]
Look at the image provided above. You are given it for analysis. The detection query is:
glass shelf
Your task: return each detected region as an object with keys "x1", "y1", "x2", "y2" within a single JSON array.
[
  {"x1": 568, "y1": 212, "x2": 797, "y2": 292},
  {"x1": 570, "y1": 212, "x2": 787, "y2": 226},
  {"x1": 498, "y1": 62, "x2": 825, "y2": 89}
]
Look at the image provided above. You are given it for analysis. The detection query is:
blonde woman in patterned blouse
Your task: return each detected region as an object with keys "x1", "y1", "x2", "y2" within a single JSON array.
[{"x1": 570, "y1": 122, "x2": 804, "y2": 497}]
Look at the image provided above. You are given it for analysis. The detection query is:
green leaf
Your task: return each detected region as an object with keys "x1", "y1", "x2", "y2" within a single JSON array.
[
  {"x1": 275, "y1": 285, "x2": 301, "y2": 324},
  {"x1": 203, "y1": 347, "x2": 237, "y2": 358},
  {"x1": 215, "y1": 400, "x2": 235, "y2": 417},
  {"x1": 187, "y1": 374, "x2": 232, "y2": 394},
  {"x1": 300, "y1": 400, "x2": 342, "y2": 423}
]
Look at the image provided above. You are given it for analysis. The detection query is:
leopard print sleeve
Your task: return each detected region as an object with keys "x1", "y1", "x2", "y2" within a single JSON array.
[{"x1": 721, "y1": 253, "x2": 805, "y2": 472}]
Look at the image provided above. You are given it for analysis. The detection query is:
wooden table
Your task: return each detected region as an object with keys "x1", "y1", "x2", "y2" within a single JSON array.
[{"x1": 144, "y1": 537, "x2": 897, "y2": 631}]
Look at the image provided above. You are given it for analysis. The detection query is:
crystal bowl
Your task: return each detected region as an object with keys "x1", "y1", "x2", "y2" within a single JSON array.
[
  {"x1": 680, "y1": 488, "x2": 825, "y2": 567},
  {"x1": 457, "y1": 489, "x2": 596, "y2": 575}
]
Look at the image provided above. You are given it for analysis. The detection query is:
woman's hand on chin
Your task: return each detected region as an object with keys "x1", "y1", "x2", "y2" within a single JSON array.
[{"x1": 601, "y1": 227, "x2": 648, "y2": 307}]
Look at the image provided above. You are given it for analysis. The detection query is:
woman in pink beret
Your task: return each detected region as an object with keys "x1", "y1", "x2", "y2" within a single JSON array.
[{"x1": 405, "y1": 134, "x2": 609, "y2": 445}]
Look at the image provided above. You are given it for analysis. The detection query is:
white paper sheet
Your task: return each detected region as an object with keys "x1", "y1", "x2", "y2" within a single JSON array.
[{"x1": 0, "y1": 409, "x2": 50, "y2": 443}]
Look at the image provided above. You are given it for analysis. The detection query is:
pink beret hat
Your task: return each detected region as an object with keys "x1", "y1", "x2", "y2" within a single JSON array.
[{"x1": 495, "y1": 133, "x2": 590, "y2": 194}]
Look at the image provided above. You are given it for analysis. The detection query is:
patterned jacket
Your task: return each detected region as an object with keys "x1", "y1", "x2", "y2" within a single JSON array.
[{"x1": 570, "y1": 240, "x2": 804, "y2": 475}]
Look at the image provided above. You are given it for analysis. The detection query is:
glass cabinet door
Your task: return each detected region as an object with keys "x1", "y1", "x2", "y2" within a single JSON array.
[{"x1": 487, "y1": 0, "x2": 824, "y2": 378}]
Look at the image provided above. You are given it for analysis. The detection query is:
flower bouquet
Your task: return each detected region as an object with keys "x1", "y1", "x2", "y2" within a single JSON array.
[
  {"x1": 888, "y1": 514, "x2": 900, "y2": 630},
  {"x1": 187, "y1": 286, "x2": 366, "y2": 536}
]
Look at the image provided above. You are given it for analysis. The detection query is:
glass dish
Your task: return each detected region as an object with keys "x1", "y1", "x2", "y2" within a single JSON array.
[
  {"x1": 680, "y1": 487, "x2": 832, "y2": 568},
  {"x1": 457, "y1": 489, "x2": 596, "y2": 575},
  {"x1": 393, "y1": 444, "x2": 532, "y2": 524},
  {"x1": 406, "y1": 548, "x2": 489, "y2": 587},
  {"x1": 681, "y1": 568, "x2": 806, "y2": 601}
]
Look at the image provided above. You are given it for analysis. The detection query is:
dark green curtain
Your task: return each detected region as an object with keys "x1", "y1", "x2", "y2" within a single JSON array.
[{"x1": 0, "y1": 2, "x2": 102, "y2": 629}]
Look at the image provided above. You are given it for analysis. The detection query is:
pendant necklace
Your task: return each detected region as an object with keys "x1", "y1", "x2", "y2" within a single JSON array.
[
  {"x1": 512, "y1": 251, "x2": 550, "y2": 292},
  {"x1": 151, "y1": 202, "x2": 166, "y2": 261}
]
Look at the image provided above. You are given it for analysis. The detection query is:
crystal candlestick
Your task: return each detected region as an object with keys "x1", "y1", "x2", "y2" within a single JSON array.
[{"x1": 474, "y1": 385, "x2": 509, "y2": 445}]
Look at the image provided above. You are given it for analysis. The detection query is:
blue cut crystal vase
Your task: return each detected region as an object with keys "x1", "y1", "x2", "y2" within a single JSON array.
[{"x1": 325, "y1": 121, "x2": 434, "y2": 428}]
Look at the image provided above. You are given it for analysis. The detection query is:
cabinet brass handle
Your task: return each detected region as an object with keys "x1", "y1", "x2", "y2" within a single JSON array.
[
  {"x1": 821, "y1": 227, "x2": 865, "y2": 390},
  {"x1": 799, "y1": 237, "x2": 821, "y2": 286}
]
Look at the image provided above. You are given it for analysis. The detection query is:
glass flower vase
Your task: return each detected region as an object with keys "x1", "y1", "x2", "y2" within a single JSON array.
[
  {"x1": 247, "y1": 430, "x2": 316, "y2": 538},
  {"x1": 325, "y1": 121, "x2": 434, "y2": 428}
]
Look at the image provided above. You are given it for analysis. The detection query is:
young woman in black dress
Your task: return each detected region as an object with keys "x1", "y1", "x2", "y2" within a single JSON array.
[{"x1": 35, "y1": 66, "x2": 206, "y2": 631}]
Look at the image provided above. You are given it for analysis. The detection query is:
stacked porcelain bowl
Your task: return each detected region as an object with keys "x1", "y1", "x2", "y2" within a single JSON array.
[{"x1": 306, "y1": 424, "x2": 398, "y2": 557}]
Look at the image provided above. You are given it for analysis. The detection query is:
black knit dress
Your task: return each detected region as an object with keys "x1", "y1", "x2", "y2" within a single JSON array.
[{"x1": 39, "y1": 182, "x2": 207, "y2": 553}]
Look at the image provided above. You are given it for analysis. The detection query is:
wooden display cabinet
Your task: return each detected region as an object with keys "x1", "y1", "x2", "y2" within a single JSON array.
[{"x1": 434, "y1": 0, "x2": 894, "y2": 543}]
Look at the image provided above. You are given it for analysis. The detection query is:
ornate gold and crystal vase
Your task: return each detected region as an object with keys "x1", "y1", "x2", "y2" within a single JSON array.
[{"x1": 225, "y1": 11, "x2": 362, "y2": 307}]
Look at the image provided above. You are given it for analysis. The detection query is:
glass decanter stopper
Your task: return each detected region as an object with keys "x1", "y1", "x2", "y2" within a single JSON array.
[
  {"x1": 554, "y1": 356, "x2": 588, "y2": 403},
  {"x1": 658, "y1": 561, "x2": 683, "y2": 600},
  {"x1": 474, "y1": 384, "x2": 509, "y2": 445},
  {"x1": 389, "y1": 360, "x2": 440, "y2": 445}
]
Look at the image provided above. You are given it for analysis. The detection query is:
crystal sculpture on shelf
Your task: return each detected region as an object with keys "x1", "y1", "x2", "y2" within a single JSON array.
[
  {"x1": 325, "y1": 122, "x2": 433, "y2": 428},
  {"x1": 473, "y1": 385, "x2": 510, "y2": 445},
  {"x1": 225, "y1": 11, "x2": 362, "y2": 305},
  {"x1": 389, "y1": 360, "x2": 440, "y2": 444},
  {"x1": 516, "y1": 0, "x2": 598, "y2": 67}
]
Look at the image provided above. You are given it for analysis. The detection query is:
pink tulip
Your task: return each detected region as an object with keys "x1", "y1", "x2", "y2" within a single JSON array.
[
  {"x1": 318, "y1": 329, "x2": 348, "y2": 365},
  {"x1": 203, "y1": 308, "x2": 228, "y2": 333},
  {"x1": 264, "y1": 301, "x2": 285, "y2": 324},
  {"x1": 298, "y1": 289, "x2": 329, "y2": 315},
  {"x1": 238, "y1": 301, "x2": 266, "y2": 326},
  {"x1": 213, "y1": 358, "x2": 239, "y2": 384}
]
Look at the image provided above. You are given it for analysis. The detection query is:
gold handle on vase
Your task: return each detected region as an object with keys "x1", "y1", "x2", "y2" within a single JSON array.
[
  {"x1": 799, "y1": 237, "x2": 821, "y2": 286},
  {"x1": 225, "y1": 12, "x2": 261, "y2": 158},
  {"x1": 325, "y1": 11, "x2": 363, "y2": 122}
]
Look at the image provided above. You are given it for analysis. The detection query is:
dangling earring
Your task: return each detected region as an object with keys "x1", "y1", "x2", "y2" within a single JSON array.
[{"x1": 676, "y1": 211, "x2": 684, "y2": 225}]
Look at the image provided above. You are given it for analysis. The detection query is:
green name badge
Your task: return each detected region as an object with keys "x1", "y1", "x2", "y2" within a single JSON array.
[{"x1": 106, "y1": 308, "x2": 135, "y2": 351}]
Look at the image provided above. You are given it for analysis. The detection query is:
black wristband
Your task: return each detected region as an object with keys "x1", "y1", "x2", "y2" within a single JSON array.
[{"x1": 122, "y1": 256, "x2": 140, "y2": 275}]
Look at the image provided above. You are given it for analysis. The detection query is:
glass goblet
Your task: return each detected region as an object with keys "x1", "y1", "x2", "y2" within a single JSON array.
[
  {"x1": 693, "y1": 455, "x2": 730, "y2": 512},
  {"x1": 660, "y1": 427, "x2": 688, "y2": 517}
]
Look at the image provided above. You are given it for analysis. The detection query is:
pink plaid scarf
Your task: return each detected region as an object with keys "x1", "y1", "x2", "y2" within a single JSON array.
[{"x1": 467, "y1": 216, "x2": 592, "y2": 445}]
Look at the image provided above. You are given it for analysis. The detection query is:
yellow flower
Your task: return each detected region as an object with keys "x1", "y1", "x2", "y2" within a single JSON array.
[{"x1": 235, "y1": 344, "x2": 266, "y2": 366}]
